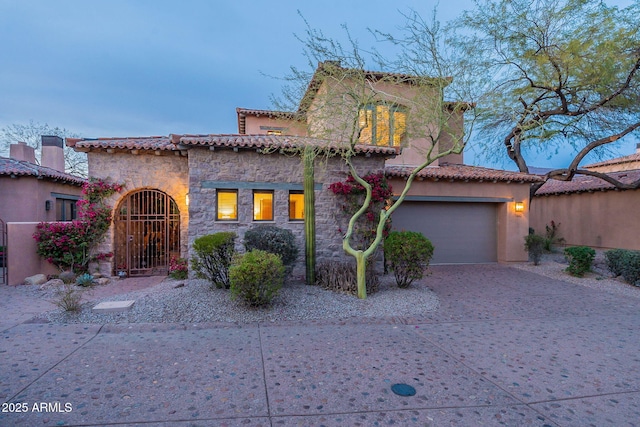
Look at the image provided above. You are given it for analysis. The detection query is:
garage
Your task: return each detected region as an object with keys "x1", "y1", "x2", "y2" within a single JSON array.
[{"x1": 392, "y1": 200, "x2": 498, "y2": 264}]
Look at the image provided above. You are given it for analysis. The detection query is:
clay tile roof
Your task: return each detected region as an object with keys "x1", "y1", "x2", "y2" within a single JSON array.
[
  {"x1": 385, "y1": 163, "x2": 544, "y2": 183},
  {"x1": 535, "y1": 169, "x2": 640, "y2": 195},
  {"x1": 177, "y1": 134, "x2": 398, "y2": 156},
  {"x1": 69, "y1": 136, "x2": 176, "y2": 151},
  {"x1": 0, "y1": 156, "x2": 86, "y2": 185},
  {"x1": 585, "y1": 152, "x2": 640, "y2": 168}
]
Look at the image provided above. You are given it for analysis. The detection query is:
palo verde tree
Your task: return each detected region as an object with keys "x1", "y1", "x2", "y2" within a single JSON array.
[
  {"x1": 274, "y1": 16, "x2": 475, "y2": 298},
  {"x1": 449, "y1": 0, "x2": 640, "y2": 194},
  {"x1": 0, "y1": 120, "x2": 87, "y2": 177}
]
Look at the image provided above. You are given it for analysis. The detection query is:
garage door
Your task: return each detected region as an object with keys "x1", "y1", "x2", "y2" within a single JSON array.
[{"x1": 391, "y1": 201, "x2": 497, "y2": 264}]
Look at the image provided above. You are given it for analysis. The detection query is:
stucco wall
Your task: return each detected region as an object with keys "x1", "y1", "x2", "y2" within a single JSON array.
[
  {"x1": 531, "y1": 190, "x2": 640, "y2": 251},
  {"x1": 87, "y1": 151, "x2": 189, "y2": 274},
  {"x1": 243, "y1": 115, "x2": 307, "y2": 136},
  {"x1": 0, "y1": 176, "x2": 83, "y2": 224},
  {"x1": 7, "y1": 222, "x2": 59, "y2": 285},
  {"x1": 387, "y1": 178, "x2": 531, "y2": 262},
  {"x1": 188, "y1": 148, "x2": 386, "y2": 276}
]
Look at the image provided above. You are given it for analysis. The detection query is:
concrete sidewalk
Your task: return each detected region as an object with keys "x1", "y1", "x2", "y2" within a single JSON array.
[{"x1": 2, "y1": 265, "x2": 640, "y2": 426}]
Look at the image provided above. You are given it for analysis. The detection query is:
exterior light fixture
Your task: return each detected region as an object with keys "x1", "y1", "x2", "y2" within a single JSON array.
[
  {"x1": 45, "y1": 200, "x2": 52, "y2": 211},
  {"x1": 186, "y1": 193, "x2": 190, "y2": 207},
  {"x1": 514, "y1": 201, "x2": 525, "y2": 213}
]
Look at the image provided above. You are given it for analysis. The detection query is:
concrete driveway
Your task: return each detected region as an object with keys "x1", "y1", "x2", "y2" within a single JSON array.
[{"x1": 1, "y1": 264, "x2": 639, "y2": 426}]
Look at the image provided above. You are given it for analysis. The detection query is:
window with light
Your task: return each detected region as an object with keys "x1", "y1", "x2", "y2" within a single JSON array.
[
  {"x1": 253, "y1": 191, "x2": 274, "y2": 221},
  {"x1": 216, "y1": 190, "x2": 238, "y2": 221},
  {"x1": 289, "y1": 191, "x2": 304, "y2": 221},
  {"x1": 358, "y1": 103, "x2": 406, "y2": 147}
]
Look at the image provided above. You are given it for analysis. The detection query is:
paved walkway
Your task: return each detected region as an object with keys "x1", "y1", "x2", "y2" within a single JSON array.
[{"x1": 1, "y1": 265, "x2": 640, "y2": 426}]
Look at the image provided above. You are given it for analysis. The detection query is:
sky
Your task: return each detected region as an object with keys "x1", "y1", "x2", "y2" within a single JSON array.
[{"x1": 0, "y1": 0, "x2": 637, "y2": 170}]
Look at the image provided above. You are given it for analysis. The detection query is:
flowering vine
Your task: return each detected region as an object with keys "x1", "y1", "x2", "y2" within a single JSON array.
[
  {"x1": 33, "y1": 178, "x2": 124, "y2": 273},
  {"x1": 329, "y1": 172, "x2": 393, "y2": 247}
]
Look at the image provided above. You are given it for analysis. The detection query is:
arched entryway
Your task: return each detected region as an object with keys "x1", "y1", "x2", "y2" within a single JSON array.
[{"x1": 114, "y1": 189, "x2": 180, "y2": 276}]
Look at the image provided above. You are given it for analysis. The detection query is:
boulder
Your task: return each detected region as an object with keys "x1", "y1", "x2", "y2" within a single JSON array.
[
  {"x1": 40, "y1": 278, "x2": 64, "y2": 291},
  {"x1": 58, "y1": 271, "x2": 76, "y2": 284},
  {"x1": 95, "y1": 278, "x2": 110, "y2": 286},
  {"x1": 24, "y1": 274, "x2": 48, "y2": 286}
]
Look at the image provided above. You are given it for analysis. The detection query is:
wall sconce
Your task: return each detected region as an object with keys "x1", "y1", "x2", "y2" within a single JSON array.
[
  {"x1": 186, "y1": 193, "x2": 190, "y2": 207},
  {"x1": 45, "y1": 200, "x2": 52, "y2": 211},
  {"x1": 514, "y1": 201, "x2": 525, "y2": 213}
]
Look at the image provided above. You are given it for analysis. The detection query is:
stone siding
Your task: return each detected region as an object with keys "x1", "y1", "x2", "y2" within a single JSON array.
[
  {"x1": 87, "y1": 151, "x2": 189, "y2": 274},
  {"x1": 188, "y1": 148, "x2": 386, "y2": 276}
]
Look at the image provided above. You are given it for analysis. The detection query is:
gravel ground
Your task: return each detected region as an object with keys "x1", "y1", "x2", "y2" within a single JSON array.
[
  {"x1": 33, "y1": 275, "x2": 440, "y2": 325},
  {"x1": 510, "y1": 250, "x2": 640, "y2": 300},
  {"x1": 22, "y1": 250, "x2": 640, "y2": 325}
]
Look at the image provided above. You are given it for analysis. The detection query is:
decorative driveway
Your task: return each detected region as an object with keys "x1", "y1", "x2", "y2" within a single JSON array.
[{"x1": 2, "y1": 264, "x2": 639, "y2": 426}]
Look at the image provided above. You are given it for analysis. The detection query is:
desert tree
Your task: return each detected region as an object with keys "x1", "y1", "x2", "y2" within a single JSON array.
[
  {"x1": 0, "y1": 120, "x2": 87, "y2": 177},
  {"x1": 273, "y1": 14, "x2": 475, "y2": 298},
  {"x1": 449, "y1": 0, "x2": 640, "y2": 194}
]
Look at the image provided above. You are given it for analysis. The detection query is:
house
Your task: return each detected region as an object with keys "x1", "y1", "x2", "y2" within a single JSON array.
[
  {"x1": 530, "y1": 144, "x2": 640, "y2": 251},
  {"x1": 0, "y1": 137, "x2": 86, "y2": 284},
  {"x1": 68, "y1": 62, "x2": 539, "y2": 277}
]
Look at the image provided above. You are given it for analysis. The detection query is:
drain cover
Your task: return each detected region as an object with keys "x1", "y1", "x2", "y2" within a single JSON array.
[{"x1": 391, "y1": 383, "x2": 416, "y2": 396}]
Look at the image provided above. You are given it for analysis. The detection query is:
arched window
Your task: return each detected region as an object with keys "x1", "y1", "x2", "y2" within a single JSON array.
[{"x1": 358, "y1": 103, "x2": 406, "y2": 147}]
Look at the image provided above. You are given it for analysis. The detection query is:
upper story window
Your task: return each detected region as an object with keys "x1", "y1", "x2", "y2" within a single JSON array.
[{"x1": 358, "y1": 103, "x2": 406, "y2": 147}]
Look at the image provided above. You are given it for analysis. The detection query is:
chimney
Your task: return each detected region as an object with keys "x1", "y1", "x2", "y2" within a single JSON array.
[
  {"x1": 9, "y1": 141, "x2": 36, "y2": 163},
  {"x1": 41, "y1": 135, "x2": 65, "y2": 172}
]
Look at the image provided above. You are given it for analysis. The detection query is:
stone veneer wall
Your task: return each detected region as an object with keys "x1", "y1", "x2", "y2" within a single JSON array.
[
  {"x1": 87, "y1": 151, "x2": 189, "y2": 275},
  {"x1": 187, "y1": 148, "x2": 386, "y2": 278}
]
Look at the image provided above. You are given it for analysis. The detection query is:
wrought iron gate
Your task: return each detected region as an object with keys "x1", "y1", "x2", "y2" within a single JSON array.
[
  {"x1": 0, "y1": 217, "x2": 6, "y2": 285},
  {"x1": 114, "y1": 189, "x2": 180, "y2": 277}
]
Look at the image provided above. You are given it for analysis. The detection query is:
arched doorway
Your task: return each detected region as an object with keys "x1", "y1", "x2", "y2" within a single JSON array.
[{"x1": 114, "y1": 189, "x2": 180, "y2": 276}]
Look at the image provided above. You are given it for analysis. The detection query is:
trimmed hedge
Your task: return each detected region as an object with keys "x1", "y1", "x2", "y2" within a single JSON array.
[{"x1": 230, "y1": 250, "x2": 284, "y2": 306}]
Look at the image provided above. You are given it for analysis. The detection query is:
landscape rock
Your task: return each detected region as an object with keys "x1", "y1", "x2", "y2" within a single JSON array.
[
  {"x1": 58, "y1": 271, "x2": 77, "y2": 284},
  {"x1": 24, "y1": 274, "x2": 47, "y2": 286},
  {"x1": 40, "y1": 279, "x2": 64, "y2": 290},
  {"x1": 95, "y1": 278, "x2": 111, "y2": 286}
]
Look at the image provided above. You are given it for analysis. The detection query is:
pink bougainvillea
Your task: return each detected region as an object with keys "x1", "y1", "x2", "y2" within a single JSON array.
[
  {"x1": 329, "y1": 172, "x2": 393, "y2": 245},
  {"x1": 33, "y1": 178, "x2": 124, "y2": 272}
]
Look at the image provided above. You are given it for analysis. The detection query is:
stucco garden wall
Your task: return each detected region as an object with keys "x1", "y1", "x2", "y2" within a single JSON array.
[
  {"x1": 531, "y1": 189, "x2": 640, "y2": 251},
  {"x1": 187, "y1": 148, "x2": 386, "y2": 277},
  {"x1": 87, "y1": 151, "x2": 189, "y2": 274}
]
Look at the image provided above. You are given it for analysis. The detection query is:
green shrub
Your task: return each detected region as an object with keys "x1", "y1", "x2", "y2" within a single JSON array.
[
  {"x1": 244, "y1": 225, "x2": 299, "y2": 268},
  {"x1": 191, "y1": 232, "x2": 237, "y2": 289},
  {"x1": 51, "y1": 283, "x2": 85, "y2": 312},
  {"x1": 76, "y1": 273, "x2": 95, "y2": 287},
  {"x1": 564, "y1": 246, "x2": 596, "y2": 277},
  {"x1": 605, "y1": 249, "x2": 629, "y2": 277},
  {"x1": 229, "y1": 250, "x2": 284, "y2": 306},
  {"x1": 315, "y1": 260, "x2": 379, "y2": 296},
  {"x1": 619, "y1": 251, "x2": 640, "y2": 287},
  {"x1": 544, "y1": 220, "x2": 565, "y2": 252},
  {"x1": 524, "y1": 234, "x2": 546, "y2": 265},
  {"x1": 385, "y1": 231, "x2": 434, "y2": 288}
]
